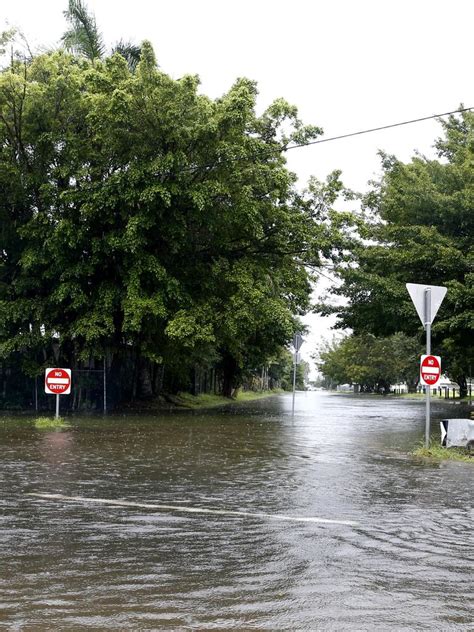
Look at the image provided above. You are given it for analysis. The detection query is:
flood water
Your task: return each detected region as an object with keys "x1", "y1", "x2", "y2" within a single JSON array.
[{"x1": 1, "y1": 392, "x2": 473, "y2": 630}]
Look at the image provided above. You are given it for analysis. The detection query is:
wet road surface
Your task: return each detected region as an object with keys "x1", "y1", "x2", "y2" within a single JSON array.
[{"x1": 1, "y1": 392, "x2": 473, "y2": 630}]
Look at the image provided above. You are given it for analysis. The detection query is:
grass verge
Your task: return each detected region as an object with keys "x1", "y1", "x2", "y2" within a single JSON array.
[
  {"x1": 174, "y1": 389, "x2": 282, "y2": 410},
  {"x1": 412, "y1": 442, "x2": 473, "y2": 463},
  {"x1": 34, "y1": 416, "x2": 71, "y2": 430}
]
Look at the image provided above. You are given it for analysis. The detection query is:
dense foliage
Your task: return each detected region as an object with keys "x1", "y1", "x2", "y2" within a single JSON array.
[
  {"x1": 322, "y1": 112, "x2": 474, "y2": 395},
  {"x1": 0, "y1": 29, "x2": 337, "y2": 407}
]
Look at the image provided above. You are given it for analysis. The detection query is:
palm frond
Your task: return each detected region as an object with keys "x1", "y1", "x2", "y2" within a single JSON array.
[
  {"x1": 62, "y1": 0, "x2": 105, "y2": 60},
  {"x1": 112, "y1": 40, "x2": 142, "y2": 72}
]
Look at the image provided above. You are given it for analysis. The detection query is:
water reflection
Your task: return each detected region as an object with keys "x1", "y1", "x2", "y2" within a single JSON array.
[
  {"x1": 1, "y1": 392, "x2": 473, "y2": 629},
  {"x1": 38, "y1": 430, "x2": 75, "y2": 465}
]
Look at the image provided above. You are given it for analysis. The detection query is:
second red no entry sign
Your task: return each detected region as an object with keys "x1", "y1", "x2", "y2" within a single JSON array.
[{"x1": 420, "y1": 355, "x2": 441, "y2": 387}]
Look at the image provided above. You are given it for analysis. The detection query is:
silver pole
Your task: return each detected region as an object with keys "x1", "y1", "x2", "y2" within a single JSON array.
[
  {"x1": 103, "y1": 356, "x2": 107, "y2": 414},
  {"x1": 55, "y1": 394, "x2": 60, "y2": 419},
  {"x1": 291, "y1": 355, "x2": 297, "y2": 416},
  {"x1": 424, "y1": 288, "x2": 431, "y2": 448},
  {"x1": 469, "y1": 363, "x2": 472, "y2": 405}
]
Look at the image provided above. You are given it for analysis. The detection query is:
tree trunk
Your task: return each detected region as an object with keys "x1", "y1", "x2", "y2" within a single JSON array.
[
  {"x1": 138, "y1": 358, "x2": 153, "y2": 399},
  {"x1": 131, "y1": 349, "x2": 139, "y2": 401},
  {"x1": 456, "y1": 375, "x2": 467, "y2": 399},
  {"x1": 153, "y1": 364, "x2": 164, "y2": 395},
  {"x1": 221, "y1": 353, "x2": 239, "y2": 398},
  {"x1": 1, "y1": 363, "x2": 6, "y2": 400}
]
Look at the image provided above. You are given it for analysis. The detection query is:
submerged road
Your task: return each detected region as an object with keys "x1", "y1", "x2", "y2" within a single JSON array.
[{"x1": 1, "y1": 392, "x2": 473, "y2": 629}]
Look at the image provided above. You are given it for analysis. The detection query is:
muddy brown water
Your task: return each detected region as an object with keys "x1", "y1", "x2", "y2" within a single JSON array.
[{"x1": 1, "y1": 392, "x2": 473, "y2": 630}]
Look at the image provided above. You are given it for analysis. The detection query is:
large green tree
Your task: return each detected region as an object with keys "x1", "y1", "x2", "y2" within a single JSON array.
[
  {"x1": 0, "y1": 37, "x2": 337, "y2": 404},
  {"x1": 322, "y1": 112, "x2": 474, "y2": 396}
]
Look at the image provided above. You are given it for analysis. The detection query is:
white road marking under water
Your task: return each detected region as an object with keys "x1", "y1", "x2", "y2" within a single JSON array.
[{"x1": 26, "y1": 493, "x2": 358, "y2": 527}]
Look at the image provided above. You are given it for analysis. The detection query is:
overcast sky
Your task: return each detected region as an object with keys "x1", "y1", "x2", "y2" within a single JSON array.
[{"x1": 3, "y1": 0, "x2": 474, "y2": 370}]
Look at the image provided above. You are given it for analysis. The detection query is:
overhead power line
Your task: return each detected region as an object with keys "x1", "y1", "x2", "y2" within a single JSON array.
[
  {"x1": 175, "y1": 106, "x2": 473, "y2": 176},
  {"x1": 284, "y1": 106, "x2": 474, "y2": 152},
  {"x1": 141, "y1": 105, "x2": 474, "y2": 179}
]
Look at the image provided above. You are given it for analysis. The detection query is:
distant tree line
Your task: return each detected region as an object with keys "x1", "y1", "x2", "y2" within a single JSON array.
[
  {"x1": 316, "y1": 333, "x2": 422, "y2": 394},
  {"x1": 0, "y1": 9, "x2": 339, "y2": 410}
]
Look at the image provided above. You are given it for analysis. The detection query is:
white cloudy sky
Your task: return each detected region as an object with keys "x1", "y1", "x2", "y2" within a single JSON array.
[{"x1": 3, "y1": 0, "x2": 474, "y2": 369}]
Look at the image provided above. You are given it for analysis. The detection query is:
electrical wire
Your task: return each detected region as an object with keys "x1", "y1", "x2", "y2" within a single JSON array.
[
  {"x1": 284, "y1": 106, "x2": 474, "y2": 152},
  {"x1": 175, "y1": 106, "x2": 473, "y2": 177}
]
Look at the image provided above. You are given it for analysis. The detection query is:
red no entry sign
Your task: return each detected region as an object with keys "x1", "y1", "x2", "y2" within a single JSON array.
[
  {"x1": 420, "y1": 355, "x2": 441, "y2": 387},
  {"x1": 45, "y1": 368, "x2": 72, "y2": 395}
]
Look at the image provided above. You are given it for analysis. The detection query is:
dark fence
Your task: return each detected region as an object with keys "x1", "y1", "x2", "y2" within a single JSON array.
[
  {"x1": 1, "y1": 358, "x2": 285, "y2": 413},
  {"x1": 0, "y1": 368, "x2": 106, "y2": 413}
]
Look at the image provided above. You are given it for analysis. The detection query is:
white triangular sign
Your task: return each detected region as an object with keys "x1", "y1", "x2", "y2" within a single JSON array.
[
  {"x1": 293, "y1": 333, "x2": 303, "y2": 352},
  {"x1": 406, "y1": 283, "x2": 447, "y2": 326}
]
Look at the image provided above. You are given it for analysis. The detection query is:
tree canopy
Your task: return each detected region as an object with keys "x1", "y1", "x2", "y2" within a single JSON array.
[
  {"x1": 322, "y1": 111, "x2": 474, "y2": 395},
  {"x1": 0, "y1": 32, "x2": 338, "y2": 406}
]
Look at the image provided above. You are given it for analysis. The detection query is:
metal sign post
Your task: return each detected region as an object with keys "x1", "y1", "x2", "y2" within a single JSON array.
[
  {"x1": 103, "y1": 357, "x2": 107, "y2": 414},
  {"x1": 291, "y1": 334, "x2": 303, "y2": 416},
  {"x1": 292, "y1": 357, "x2": 297, "y2": 415},
  {"x1": 470, "y1": 364, "x2": 472, "y2": 406},
  {"x1": 424, "y1": 287, "x2": 431, "y2": 448},
  {"x1": 406, "y1": 284, "x2": 447, "y2": 448}
]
